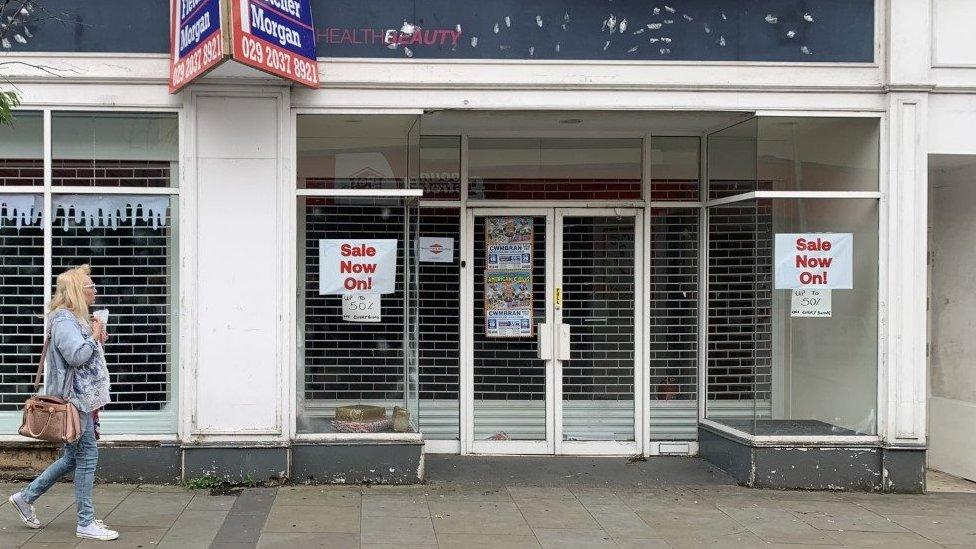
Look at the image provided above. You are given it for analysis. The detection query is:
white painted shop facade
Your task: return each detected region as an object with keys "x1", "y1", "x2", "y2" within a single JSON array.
[{"x1": 0, "y1": 0, "x2": 972, "y2": 489}]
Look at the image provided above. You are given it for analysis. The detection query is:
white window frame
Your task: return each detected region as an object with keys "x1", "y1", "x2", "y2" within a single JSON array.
[
  {"x1": 291, "y1": 109, "x2": 427, "y2": 444},
  {"x1": 0, "y1": 107, "x2": 182, "y2": 441},
  {"x1": 699, "y1": 112, "x2": 886, "y2": 446}
]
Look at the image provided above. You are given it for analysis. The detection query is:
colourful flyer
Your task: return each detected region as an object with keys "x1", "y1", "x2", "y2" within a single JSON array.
[{"x1": 486, "y1": 216, "x2": 533, "y2": 245}]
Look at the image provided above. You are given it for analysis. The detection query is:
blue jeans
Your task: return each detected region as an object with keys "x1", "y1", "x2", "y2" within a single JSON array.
[{"x1": 22, "y1": 411, "x2": 97, "y2": 527}]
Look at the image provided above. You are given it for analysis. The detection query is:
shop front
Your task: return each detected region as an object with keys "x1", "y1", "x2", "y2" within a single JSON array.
[
  {"x1": 0, "y1": 0, "x2": 945, "y2": 492},
  {"x1": 285, "y1": 110, "x2": 894, "y2": 486}
]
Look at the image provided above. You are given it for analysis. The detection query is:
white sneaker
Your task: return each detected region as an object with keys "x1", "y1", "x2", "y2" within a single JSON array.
[
  {"x1": 76, "y1": 521, "x2": 119, "y2": 541},
  {"x1": 8, "y1": 492, "x2": 40, "y2": 529}
]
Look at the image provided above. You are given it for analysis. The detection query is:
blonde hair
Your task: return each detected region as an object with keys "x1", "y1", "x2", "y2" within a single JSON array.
[{"x1": 49, "y1": 264, "x2": 92, "y2": 326}]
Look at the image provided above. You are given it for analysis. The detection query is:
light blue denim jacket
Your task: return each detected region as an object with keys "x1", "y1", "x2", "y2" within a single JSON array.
[{"x1": 43, "y1": 309, "x2": 111, "y2": 413}]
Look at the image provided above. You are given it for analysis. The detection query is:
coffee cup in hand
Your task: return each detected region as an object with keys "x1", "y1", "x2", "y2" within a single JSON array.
[{"x1": 93, "y1": 309, "x2": 109, "y2": 325}]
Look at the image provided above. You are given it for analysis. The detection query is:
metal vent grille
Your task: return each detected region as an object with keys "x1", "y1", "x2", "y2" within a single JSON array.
[
  {"x1": 706, "y1": 202, "x2": 772, "y2": 404},
  {"x1": 0, "y1": 215, "x2": 43, "y2": 410},
  {"x1": 649, "y1": 208, "x2": 699, "y2": 439},
  {"x1": 51, "y1": 201, "x2": 175, "y2": 411}
]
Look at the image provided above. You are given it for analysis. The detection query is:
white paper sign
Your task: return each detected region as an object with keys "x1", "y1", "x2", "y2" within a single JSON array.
[
  {"x1": 319, "y1": 239, "x2": 397, "y2": 295},
  {"x1": 774, "y1": 233, "x2": 853, "y2": 289},
  {"x1": 342, "y1": 294, "x2": 381, "y2": 322},
  {"x1": 419, "y1": 237, "x2": 454, "y2": 263},
  {"x1": 790, "y1": 289, "x2": 832, "y2": 318}
]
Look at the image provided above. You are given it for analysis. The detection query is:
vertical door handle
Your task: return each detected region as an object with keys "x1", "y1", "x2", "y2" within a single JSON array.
[
  {"x1": 557, "y1": 323, "x2": 571, "y2": 361},
  {"x1": 537, "y1": 322, "x2": 553, "y2": 360}
]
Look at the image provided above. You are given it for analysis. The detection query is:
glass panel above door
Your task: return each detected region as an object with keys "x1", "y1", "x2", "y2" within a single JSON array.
[
  {"x1": 468, "y1": 138, "x2": 642, "y2": 200},
  {"x1": 297, "y1": 115, "x2": 422, "y2": 191}
]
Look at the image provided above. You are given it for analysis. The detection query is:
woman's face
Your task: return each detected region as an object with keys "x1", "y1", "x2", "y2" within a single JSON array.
[{"x1": 82, "y1": 276, "x2": 97, "y2": 306}]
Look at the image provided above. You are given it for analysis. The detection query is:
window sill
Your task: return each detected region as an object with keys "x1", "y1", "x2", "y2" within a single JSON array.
[{"x1": 699, "y1": 419, "x2": 881, "y2": 447}]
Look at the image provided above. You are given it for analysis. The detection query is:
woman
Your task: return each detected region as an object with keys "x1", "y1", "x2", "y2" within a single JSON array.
[{"x1": 8, "y1": 265, "x2": 119, "y2": 541}]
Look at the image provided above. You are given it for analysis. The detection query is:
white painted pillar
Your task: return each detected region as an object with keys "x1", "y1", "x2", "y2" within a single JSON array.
[
  {"x1": 879, "y1": 0, "x2": 931, "y2": 449},
  {"x1": 881, "y1": 93, "x2": 929, "y2": 448},
  {"x1": 180, "y1": 86, "x2": 292, "y2": 444}
]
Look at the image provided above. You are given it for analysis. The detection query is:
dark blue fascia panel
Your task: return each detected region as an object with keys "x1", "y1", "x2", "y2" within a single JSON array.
[{"x1": 4, "y1": 0, "x2": 873, "y2": 63}]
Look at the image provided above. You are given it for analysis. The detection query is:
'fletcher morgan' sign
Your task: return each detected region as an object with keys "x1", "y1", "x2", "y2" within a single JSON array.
[{"x1": 169, "y1": 0, "x2": 319, "y2": 93}]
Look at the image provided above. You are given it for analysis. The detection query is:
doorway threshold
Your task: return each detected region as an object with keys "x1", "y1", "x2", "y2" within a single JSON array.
[{"x1": 424, "y1": 454, "x2": 735, "y2": 488}]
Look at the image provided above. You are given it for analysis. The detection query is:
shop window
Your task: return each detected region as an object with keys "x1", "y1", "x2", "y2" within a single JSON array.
[
  {"x1": 420, "y1": 136, "x2": 461, "y2": 201},
  {"x1": 51, "y1": 197, "x2": 177, "y2": 422},
  {"x1": 706, "y1": 200, "x2": 773, "y2": 420},
  {"x1": 297, "y1": 197, "x2": 421, "y2": 435},
  {"x1": 758, "y1": 118, "x2": 879, "y2": 193},
  {"x1": 706, "y1": 198, "x2": 878, "y2": 436},
  {"x1": 298, "y1": 115, "x2": 420, "y2": 191},
  {"x1": 708, "y1": 117, "x2": 880, "y2": 200},
  {"x1": 52, "y1": 113, "x2": 179, "y2": 188},
  {"x1": 707, "y1": 119, "x2": 759, "y2": 200},
  {"x1": 0, "y1": 111, "x2": 179, "y2": 435},
  {"x1": 705, "y1": 116, "x2": 880, "y2": 438},
  {"x1": 0, "y1": 198, "x2": 43, "y2": 410},
  {"x1": 468, "y1": 138, "x2": 642, "y2": 200},
  {"x1": 648, "y1": 208, "x2": 699, "y2": 439},
  {"x1": 418, "y1": 208, "x2": 461, "y2": 440},
  {"x1": 650, "y1": 137, "x2": 700, "y2": 202},
  {"x1": 0, "y1": 111, "x2": 42, "y2": 187}
]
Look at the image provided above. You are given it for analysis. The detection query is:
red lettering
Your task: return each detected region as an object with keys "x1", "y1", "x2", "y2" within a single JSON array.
[
  {"x1": 796, "y1": 237, "x2": 833, "y2": 251},
  {"x1": 339, "y1": 261, "x2": 378, "y2": 274},
  {"x1": 448, "y1": 29, "x2": 461, "y2": 46},
  {"x1": 798, "y1": 271, "x2": 828, "y2": 285},
  {"x1": 344, "y1": 277, "x2": 372, "y2": 290},
  {"x1": 795, "y1": 255, "x2": 834, "y2": 268},
  {"x1": 340, "y1": 244, "x2": 377, "y2": 257}
]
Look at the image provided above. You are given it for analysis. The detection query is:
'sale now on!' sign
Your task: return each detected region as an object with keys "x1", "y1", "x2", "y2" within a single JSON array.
[
  {"x1": 774, "y1": 233, "x2": 853, "y2": 290},
  {"x1": 169, "y1": 0, "x2": 320, "y2": 93},
  {"x1": 319, "y1": 240, "x2": 397, "y2": 295}
]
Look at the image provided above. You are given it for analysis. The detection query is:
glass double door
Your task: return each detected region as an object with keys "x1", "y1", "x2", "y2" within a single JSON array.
[{"x1": 465, "y1": 208, "x2": 643, "y2": 455}]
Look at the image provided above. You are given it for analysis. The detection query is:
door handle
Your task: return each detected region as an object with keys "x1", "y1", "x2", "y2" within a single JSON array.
[
  {"x1": 557, "y1": 323, "x2": 571, "y2": 361},
  {"x1": 537, "y1": 322, "x2": 553, "y2": 360}
]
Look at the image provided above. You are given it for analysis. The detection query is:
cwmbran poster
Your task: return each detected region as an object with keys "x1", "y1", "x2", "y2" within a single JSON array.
[{"x1": 484, "y1": 217, "x2": 534, "y2": 338}]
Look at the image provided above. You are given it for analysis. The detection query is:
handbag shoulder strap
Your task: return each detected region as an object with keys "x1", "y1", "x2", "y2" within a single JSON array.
[
  {"x1": 34, "y1": 314, "x2": 54, "y2": 389},
  {"x1": 33, "y1": 333, "x2": 51, "y2": 389}
]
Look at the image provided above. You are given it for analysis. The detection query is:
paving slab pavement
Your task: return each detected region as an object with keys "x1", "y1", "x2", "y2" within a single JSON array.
[{"x1": 0, "y1": 467, "x2": 973, "y2": 548}]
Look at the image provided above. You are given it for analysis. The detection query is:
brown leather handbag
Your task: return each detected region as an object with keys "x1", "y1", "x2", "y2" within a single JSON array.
[{"x1": 18, "y1": 334, "x2": 82, "y2": 444}]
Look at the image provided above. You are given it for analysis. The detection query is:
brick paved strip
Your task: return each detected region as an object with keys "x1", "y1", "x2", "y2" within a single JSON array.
[{"x1": 210, "y1": 487, "x2": 277, "y2": 548}]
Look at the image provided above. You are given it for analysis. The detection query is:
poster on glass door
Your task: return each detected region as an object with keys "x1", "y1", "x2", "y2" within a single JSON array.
[
  {"x1": 484, "y1": 217, "x2": 534, "y2": 338},
  {"x1": 485, "y1": 271, "x2": 532, "y2": 310},
  {"x1": 486, "y1": 217, "x2": 533, "y2": 244},
  {"x1": 486, "y1": 309, "x2": 532, "y2": 338}
]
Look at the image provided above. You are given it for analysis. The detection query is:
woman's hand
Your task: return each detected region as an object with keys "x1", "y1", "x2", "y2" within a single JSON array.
[{"x1": 91, "y1": 318, "x2": 108, "y2": 345}]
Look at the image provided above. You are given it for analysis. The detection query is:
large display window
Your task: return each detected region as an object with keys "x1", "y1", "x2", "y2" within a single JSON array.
[
  {"x1": 704, "y1": 117, "x2": 881, "y2": 438},
  {"x1": 296, "y1": 115, "x2": 423, "y2": 436},
  {"x1": 0, "y1": 111, "x2": 179, "y2": 436}
]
